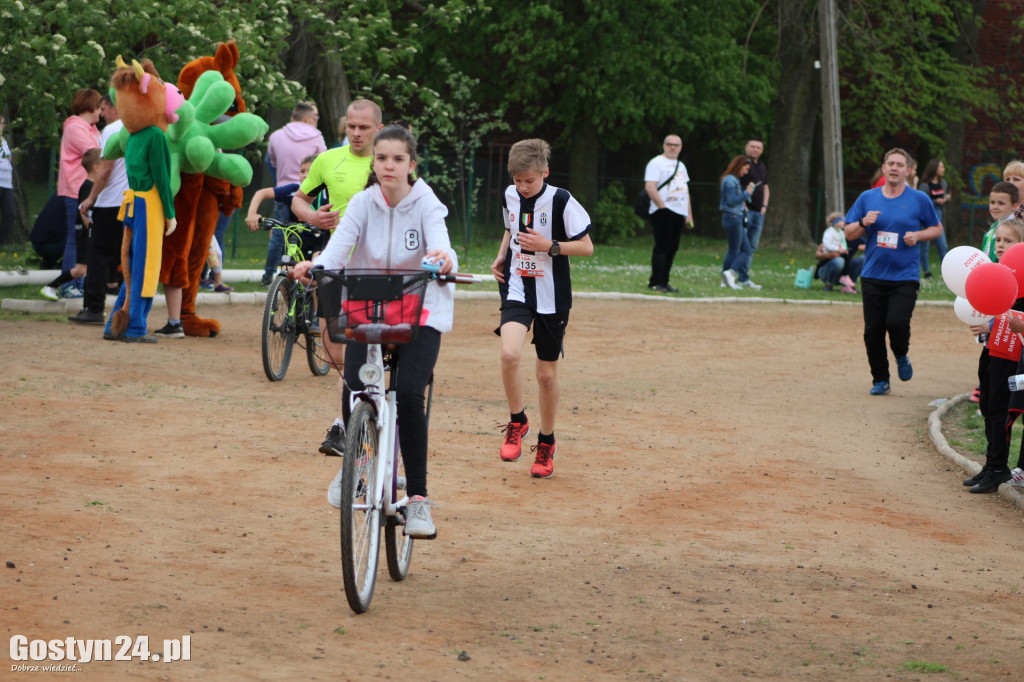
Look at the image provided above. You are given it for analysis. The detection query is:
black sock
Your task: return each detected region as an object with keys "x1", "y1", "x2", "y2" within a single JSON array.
[
  {"x1": 48, "y1": 271, "x2": 74, "y2": 289},
  {"x1": 538, "y1": 431, "x2": 555, "y2": 446},
  {"x1": 511, "y1": 410, "x2": 527, "y2": 425}
]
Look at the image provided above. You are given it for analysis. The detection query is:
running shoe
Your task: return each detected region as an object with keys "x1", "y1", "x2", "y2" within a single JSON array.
[
  {"x1": 970, "y1": 386, "x2": 981, "y2": 403},
  {"x1": 500, "y1": 420, "x2": 529, "y2": 462},
  {"x1": 154, "y1": 322, "x2": 185, "y2": 338},
  {"x1": 58, "y1": 282, "x2": 84, "y2": 299},
  {"x1": 260, "y1": 273, "x2": 274, "y2": 287},
  {"x1": 722, "y1": 269, "x2": 740, "y2": 290},
  {"x1": 199, "y1": 278, "x2": 214, "y2": 291},
  {"x1": 214, "y1": 284, "x2": 234, "y2": 293},
  {"x1": 327, "y1": 468, "x2": 344, "y2": 508},
  {"x1": 896, "y1": 355, "x2": 913, "y2": 381},
  {"x1": 40, "y1": 285, "x2": 59, "y2": 301},
  {"x1": 869, "y1": 381, "x2": 890, "y2": 396},
  {"x1": 320, "y1": 424, "x2": 345, "y2": 456},
  {"x1": 530, "y1": 442, "x2": 556, "y2": 478},
  {"x1": 839, "y1": 275, "x2": 856, "y2": 289},
  {"x1": 739, "y1": 280, "x2": 762, "y2": 290},
  {"x1": 404, "y1": 495, "x2": 437, "y2": 538},
  {"x1": 1010, "y1": 468, "x2": 1024, "y2": 488}
]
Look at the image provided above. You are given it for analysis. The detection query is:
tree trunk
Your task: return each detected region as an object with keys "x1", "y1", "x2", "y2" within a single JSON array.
[
  {"x1": 765, "y1": 0, "x2": 821, "y2": 249},
  {"x1": 942, "y1": 0, "x2": 986, "y2": 246},
  {"x1": 568, "y1": 120, "x2": 599, "y2": 211},
  {"x1": 282, "y1": 25, "x2": 351, "y2": 147}
]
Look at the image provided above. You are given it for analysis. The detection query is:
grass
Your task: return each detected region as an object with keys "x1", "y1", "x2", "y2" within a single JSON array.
[
  {"x1": 947, "y1": 399, "x2": 1023, "y2": 470},
  {"x1": 0, "y1": 233, "x2": 961, "y2": 304}
]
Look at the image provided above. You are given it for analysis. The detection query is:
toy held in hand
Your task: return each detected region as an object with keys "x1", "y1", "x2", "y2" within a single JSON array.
[{"x1": 965, "y1": 262, "x2": 1018, "y2": 316}]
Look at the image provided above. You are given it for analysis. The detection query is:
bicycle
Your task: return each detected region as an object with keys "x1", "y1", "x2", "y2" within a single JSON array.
[
  {"x1": 312, "y1": 263, "x2": 480, "y2": 613},
  {"x1": 258, "y1": 217, "x2": 330, "y2": 382}
]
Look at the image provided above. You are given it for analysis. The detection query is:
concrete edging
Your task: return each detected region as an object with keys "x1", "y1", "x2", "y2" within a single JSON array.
[{"x1": 930, "y1": 392, "x2": 1024, "y2": 510}]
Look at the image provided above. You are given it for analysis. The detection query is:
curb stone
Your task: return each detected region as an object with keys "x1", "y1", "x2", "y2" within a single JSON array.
[{"x1": 930, "y1": 392, "x2": 1024, "y2": 512}]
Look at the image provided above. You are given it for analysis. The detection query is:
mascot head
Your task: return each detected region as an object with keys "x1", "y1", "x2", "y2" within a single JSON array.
[
  {"x1": 178, "y1": 41, "x2": 246, "y2": 116},
  {"x1": 111, "y1": 57, "x2": 186, "y2": 133}
]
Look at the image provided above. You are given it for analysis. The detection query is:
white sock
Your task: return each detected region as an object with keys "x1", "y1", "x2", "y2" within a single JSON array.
[{"x1": 334, "y1": 417, "x2": 345, "y2": 430}]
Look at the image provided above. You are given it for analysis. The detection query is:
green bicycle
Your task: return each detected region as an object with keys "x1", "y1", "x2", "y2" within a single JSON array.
[{"x1": 259, "y1": 217, "x2": 330, "y2": 382}]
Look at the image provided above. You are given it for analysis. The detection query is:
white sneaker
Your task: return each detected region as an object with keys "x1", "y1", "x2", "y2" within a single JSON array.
[
  {"x1": 722, "y1": 269, "x2": 740, "y2": 290},
  {"x1": 40, "y1": 285, "x2": 59, "y2": 301},
  {"x1": 740, "y1": 280, "x2": 763, "y2": 290},
  {"x1": 404, "y1": 495, "x2": 437, "y2": 538},
  {"x1": 1011, "y1": 468, "x2": 1024, "y2": 488},
  {"x1": 327, "y1": 468, "x2": 343, "y2": 508}
]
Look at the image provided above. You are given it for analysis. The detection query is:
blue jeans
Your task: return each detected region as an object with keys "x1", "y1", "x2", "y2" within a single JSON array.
[
  {"x1": 919, "y1": 231, "x2": 948, "y2": 274},
  {"x1": 738, "y1": 209, "x2": 764, "y2": 282},
  {"x1": 263, "y1": 201, "x2": 291, "y2": 276},
  {"x1": 721, "y1": 212, "x2": 751, "y2": 275},
  {"x1": 60, "y1": 196, "x2": 84, "y2": 288}
]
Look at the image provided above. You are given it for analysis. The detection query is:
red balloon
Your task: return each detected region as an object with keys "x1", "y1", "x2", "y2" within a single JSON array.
[
  {"x1": 965, "y1": 262, "x2": 1018, "y2": 316},
  {"x1": 999, "y1": 242, "x2": 1024, "y2": 291}
]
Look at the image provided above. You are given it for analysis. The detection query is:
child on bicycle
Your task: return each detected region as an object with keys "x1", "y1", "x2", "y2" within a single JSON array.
[
  {"x1": 292, "y1": 125, "x2": 457, "y2": 538},
  {"x1": 490, "y1": 139, "x2": 594, "y2": 478},
  {"x1": 245, "y1": 154, "x2": 327, "y2": 260}
]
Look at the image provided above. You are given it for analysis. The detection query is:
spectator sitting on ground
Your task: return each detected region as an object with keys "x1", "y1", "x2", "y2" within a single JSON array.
[
  {"x1": 40, "y1": 147, "x2": 101, "y2": 300},
  {"x1": 30, "y1": 194, "x2": 69, "y2": 270},
  {"x1": 815, "y1": 212, "x2": 862, "y2": 293}
]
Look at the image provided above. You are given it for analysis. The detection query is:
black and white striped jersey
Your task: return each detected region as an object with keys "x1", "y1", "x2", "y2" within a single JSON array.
[{"x1": 500, "y1": 183, "x2": 591, "y2": 314}]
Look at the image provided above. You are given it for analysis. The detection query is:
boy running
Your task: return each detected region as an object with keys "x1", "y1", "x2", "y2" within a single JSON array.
[{"x1": 490, "y1": 139, "x2": 594, "y2": 478}]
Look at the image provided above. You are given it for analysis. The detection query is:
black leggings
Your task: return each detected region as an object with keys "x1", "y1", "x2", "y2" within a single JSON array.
[{"x1": 343, "y1": 327, "x2": 440, "y2": 498}]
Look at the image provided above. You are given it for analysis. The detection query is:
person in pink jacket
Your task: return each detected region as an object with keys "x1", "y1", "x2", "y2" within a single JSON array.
[
  {"x1": 54, "y1": 89, "x2": 102, "y2": 296},
  {"x1": 262, "y1": 101, "x2": 327, "y2": 283}
]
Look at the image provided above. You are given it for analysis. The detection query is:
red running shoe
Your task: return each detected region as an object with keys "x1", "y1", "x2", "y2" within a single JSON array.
[
  {"x1": 530, "y1": 442, "x2": 555, "y2": 478},
  {"x1": 970, "y1": 386, "x2": 981, "y2": 403},
  {"x1": 500, "y1": 420, "x2": 529, "y2": 462}
]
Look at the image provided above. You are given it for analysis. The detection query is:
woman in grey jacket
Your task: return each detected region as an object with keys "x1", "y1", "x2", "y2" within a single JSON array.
[{"x1": 294, "y1": 125, "x2": 458, "y2": 538}]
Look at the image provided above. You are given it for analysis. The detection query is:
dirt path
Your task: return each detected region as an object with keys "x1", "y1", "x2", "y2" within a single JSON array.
[{"x1": 3, "y1": 297, "x2": 1024, "y2": 680}]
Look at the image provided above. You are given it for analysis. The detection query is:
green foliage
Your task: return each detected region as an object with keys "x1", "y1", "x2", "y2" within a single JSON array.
[
  {"x1": 591, "y1": 181, "x2": 645, "y2": 245},
  {"x1": 446, "y1": 0, "x2": 775, "y2": 155},
  {"x1": 839, "y1": 0, "x2": 989, "y2": 165},
  {"x1": 0, "y1": 0, "x2": 294, "y2": 145}
]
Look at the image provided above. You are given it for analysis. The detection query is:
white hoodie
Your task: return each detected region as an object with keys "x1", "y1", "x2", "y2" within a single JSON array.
[{"x1": 313, "y1": 179, "x2": 459, "y2": 332}]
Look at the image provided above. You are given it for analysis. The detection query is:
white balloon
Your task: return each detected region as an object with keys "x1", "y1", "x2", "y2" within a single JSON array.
[
  {"x1": 942, "y1": 246, "x2": 990, "y2": 299},
  {"x1": 953, "y1": 295, "x2": 993, "y2": 326}
]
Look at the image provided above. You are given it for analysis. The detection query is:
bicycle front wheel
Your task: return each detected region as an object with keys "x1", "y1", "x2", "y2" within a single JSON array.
[
  {"x1": 261, "y1": 276, "x2": 295, "y2": 381},
  {"x1": 341, "y1": 400, "x2": 382, "y2": 613}
]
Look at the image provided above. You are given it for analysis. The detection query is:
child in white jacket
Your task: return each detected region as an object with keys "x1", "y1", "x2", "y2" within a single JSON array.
[{"x1": 293, "y1": 125, "x2": 457, "y2": 538}]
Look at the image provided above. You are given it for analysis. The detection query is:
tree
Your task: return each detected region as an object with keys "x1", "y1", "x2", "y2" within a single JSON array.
[
  {"x1": 765, "y1": 0, "x2": 990, "y2": 247},
  {"x1": 0, "y1": 0, "x2": 296, "y2": 145},
  {"x1": 446, "y1": 0, "x2": 775, "y2": 208}
]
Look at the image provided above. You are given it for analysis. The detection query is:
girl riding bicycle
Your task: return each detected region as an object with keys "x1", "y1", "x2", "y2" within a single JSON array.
[{"x1": 292, "y1": 125, "x2": 458, "y2": 538}]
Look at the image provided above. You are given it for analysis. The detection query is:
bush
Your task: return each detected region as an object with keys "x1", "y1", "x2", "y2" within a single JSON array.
[{"x1": 591, "y1": 181, "x2": 646, "y2": 245}]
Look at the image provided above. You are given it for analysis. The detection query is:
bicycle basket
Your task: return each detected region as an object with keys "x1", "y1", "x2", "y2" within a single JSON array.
[{"x1": 314, "y1": 269, "x2": 431, "y2": 345}]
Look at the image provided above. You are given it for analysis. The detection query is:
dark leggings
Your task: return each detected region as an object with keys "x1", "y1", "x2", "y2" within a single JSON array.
[
  {"x1": 860, "y1": 277, "x2": 918, "y2": 383},
  {"x1": 343, "y1": 327, "x2": 440, "y2": 498}
]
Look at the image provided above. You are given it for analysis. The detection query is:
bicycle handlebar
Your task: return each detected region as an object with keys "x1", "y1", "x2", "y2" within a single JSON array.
[{"x1": 259, "y1": 217, "x2": 318, "y2": 234}]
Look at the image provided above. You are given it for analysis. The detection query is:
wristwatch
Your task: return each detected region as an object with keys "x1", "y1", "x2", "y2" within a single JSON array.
[{"x1": 548, "y1": 240, "x2": 560, "y2": 257}]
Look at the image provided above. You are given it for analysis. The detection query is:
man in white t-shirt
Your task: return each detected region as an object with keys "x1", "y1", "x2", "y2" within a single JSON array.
[
  {"x1": 71, "y1": 95, "x2": 130, "y2": 325},
  {"x1": 644, "y1": 134, "x2": 694, "y2": 292}
]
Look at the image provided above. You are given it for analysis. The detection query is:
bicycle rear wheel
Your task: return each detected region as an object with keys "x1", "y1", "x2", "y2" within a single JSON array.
[
  {"x1": 303, "y1": 288, "x2": 330, "y2": 376},
  {"x1": 341, "y1": 400, "x2": 382, "y2": 613},
  {"x1": 385, "y1": 446, "x2": 413, "y2": 581},
  {"x1": 385, "y1": 374, "x2": 432, "y2": 581},
  {"x1": 261, "y1": 276, "x2": 295, "y2": 381}
]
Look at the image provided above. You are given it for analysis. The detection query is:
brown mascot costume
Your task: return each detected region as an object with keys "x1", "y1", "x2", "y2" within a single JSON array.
[{"x1": 160, "y1": 41, "x2": 267, "y2": 337}]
